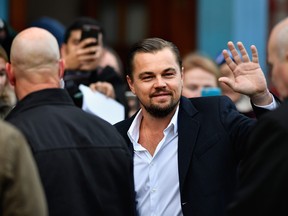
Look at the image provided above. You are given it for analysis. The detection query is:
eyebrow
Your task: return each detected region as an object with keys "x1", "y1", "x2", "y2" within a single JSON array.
[
  {"x1": 138, "y1": 71, "x2": 153, "y2": 79},
  {"x1": 138, "y1": 68, "x2": 176, "y2": 78}
]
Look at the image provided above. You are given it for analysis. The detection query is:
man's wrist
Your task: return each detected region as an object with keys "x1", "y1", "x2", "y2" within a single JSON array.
[{"x1": 251, "y1": 89, "x2": 273, "y2": 106}]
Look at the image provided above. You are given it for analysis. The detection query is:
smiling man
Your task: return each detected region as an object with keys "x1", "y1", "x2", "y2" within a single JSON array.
[{"x1": 114, "y1": 37, "x2": 276, "y2": 216}]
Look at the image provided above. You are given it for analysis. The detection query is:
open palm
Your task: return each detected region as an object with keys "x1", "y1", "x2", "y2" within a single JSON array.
[{"x1": 219, "y1": 41, "x2": 267, "y2": 97}]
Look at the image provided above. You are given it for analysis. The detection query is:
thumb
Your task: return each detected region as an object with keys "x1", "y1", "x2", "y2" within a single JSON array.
[{"x1": 218, "y1": 77, "x2": 234, "y2": 89}]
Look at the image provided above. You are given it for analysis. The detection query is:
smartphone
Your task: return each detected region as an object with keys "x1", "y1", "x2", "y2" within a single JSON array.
[
  {"x1": 80, "y1": 24, "x2": 100, "y2": 46},
  {"x1": 201, "y1": 87, "x2": 222, "y2": 97}
]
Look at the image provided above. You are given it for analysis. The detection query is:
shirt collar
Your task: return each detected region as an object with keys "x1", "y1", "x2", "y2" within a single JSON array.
[{"x1": 127, "y1": 105, "x2": 179, "y2": 145}]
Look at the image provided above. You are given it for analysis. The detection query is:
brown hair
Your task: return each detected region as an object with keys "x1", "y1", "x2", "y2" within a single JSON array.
[
  {"x1": 183, "y1": 52, "x2": 221, "y2": 81},
  {"x1": 127, "y1": 37, "x2": 182, "y2": 80}
]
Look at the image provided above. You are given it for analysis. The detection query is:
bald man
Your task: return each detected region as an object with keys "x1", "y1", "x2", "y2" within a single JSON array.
[
  {"x1": 5, "y1": 27, "x2": 135, "y2": 216},
  {"x1": 226, "y1": 17, "x2": 288, "y2": 216}
]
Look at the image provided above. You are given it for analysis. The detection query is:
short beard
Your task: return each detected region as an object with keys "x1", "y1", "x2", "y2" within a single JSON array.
[{"x1": 140, "y1": 99, "x2": 179, "y2": 118}]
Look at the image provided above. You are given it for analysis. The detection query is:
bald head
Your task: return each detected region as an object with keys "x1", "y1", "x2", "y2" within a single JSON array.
[
  {"x1": 268, "y1": 17, "x2": 288, "y2": 99},
  {"x1": 10, "y1": 27, "x2": 60, "y2": 71},
  {"x1": 268, "y1": 18, "x2": 288, "y2": 60},
  {"x1": 7, "y1": 27, "x2": 64, "y2": 100}
]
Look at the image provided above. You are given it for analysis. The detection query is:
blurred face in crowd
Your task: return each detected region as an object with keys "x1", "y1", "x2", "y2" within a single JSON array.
[
  {"x1": 65, "y1": 30, "x2": 82, "y2": 54},
  {"x1": 65, "y1": 29, "x2": 103, "y2": 52},
  {"x1": 127, "y1": 48, "x2": 183, "y2": 118},
  {"x1": 182, "y1": 67, "x2": 218, "y2": 98},
  {"x1": 61, "y1": 29, "x2": 104, "y2": 71},
  {"x1": 0, "y1": 57, "x2": 7, "y2": 93}
]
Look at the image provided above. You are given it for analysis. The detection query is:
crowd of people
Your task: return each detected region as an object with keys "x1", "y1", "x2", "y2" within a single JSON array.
[{"x1": 0, "y1": 14, "x2": 287, "y2": 216}]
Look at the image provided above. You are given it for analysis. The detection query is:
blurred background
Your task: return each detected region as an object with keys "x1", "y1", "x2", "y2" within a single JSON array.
[{"x1": 0, "y1": 0, "x2": 287, "y2": 79}]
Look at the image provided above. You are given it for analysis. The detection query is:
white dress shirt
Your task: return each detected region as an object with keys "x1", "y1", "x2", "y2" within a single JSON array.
[{"x1": 128, "y1": 106, "x2": 183, "y2": 216}]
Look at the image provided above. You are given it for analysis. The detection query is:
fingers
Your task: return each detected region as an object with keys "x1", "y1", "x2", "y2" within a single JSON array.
[
  {"x1": 250, "y1": 45, "x2": 259, "y2": 64},
  {"x1": 237, "y1": 42, "x2": 250, "y2": 62},
  {"x1": 77, "y1": 38, "x2": 100, "y2": 56},
  {"x1": 89, "y1": 82, "x2": 116, "y2": 99},
  {"x1": 222, "y1": 49, "x2": 236, "y2": 71},
  {"x1": 79, "y1": 38, "x2": 98, "y2": 49},
  {"x1": 77, "y1": 46, "x2": 98, "y2": 57},
  {"x1": 218, "y1": 77, "x2": 234, "y2": 89},
  {"x1": 224, "y1": 41, "x2": 258, "y2": 66},
  {"x1": 227, "y1": 41, "x2": 242, "y2": 65}
]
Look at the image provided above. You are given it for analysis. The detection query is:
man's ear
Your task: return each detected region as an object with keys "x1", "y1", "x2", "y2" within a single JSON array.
[
  {"x1": 58, "y1": 59, "x2": 65, "y2": 78},
  {"x1": 5, "y1": 63, "x2": 16, "y2": 86},
  {"x1": 60, "y1": 44, "x2": 67, "y2": 58},
  {"x1": 126, "y1": 75, "x2": 135, "y2": 94},
  {"x1": 181, "y1": 67, "x2": 184, "y2": 83}
]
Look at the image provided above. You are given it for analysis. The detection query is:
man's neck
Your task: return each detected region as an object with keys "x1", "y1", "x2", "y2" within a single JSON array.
[
  {"x1": 16, "y1": 82, "x2": 60, "y2": 100},
  {"x1": 141, "y1": 109, "x2": 176, "y2": 132}
]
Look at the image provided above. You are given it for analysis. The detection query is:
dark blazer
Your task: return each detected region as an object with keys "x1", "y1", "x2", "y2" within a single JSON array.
[
  {"x1": 227, "y1": 101, "x2": 288, "y2": 216},
  {"x1": 5, "y1": 89, "x2": 135, "y2": 216},
  {"x1": 114, "y1": 96, "x2": 257, "y2": 216}
]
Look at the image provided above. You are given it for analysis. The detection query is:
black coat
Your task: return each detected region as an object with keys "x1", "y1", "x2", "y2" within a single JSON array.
[
  {"x1": 114, "y1": 96, "x2": 259, "y2": 216},
  {"x1": 227, "y1": 101, "x2": 288, "y2": 216},
  {"x1": 5, "y1": 88, "x2": 135, "y2": 216}
]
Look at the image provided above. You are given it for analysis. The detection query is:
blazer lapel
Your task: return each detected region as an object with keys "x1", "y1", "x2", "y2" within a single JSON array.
[{"x1": 177, "y1": 97, "x2": 200, "y2": 191}]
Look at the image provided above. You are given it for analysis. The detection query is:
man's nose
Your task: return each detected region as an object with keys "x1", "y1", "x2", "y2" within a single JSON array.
[{"x1": 154, "y1": 77, "x2": 167, "y2": 88}]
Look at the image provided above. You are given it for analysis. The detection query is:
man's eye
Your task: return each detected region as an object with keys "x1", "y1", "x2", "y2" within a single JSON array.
[
  {"x1": 72, "y1": 40, "x2": 80, "y2": 45},
  {"x1": 142, "y1": 76, "x2": 153, "y2": 80},
  {"x1": 0, "y1": 70, "x2": 6, "y2": 76},
  {"x1": 186, "y1": 85, "x2": 197, "y2": 91}
]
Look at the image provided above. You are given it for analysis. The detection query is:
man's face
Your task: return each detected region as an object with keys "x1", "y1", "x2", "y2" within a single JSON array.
[
  {"x1": 182, "y1": 67, "x2": 218, "y2": 98},
  {"x1": 0, "y1": 57, "x2": 7, "y2": 93},
  {"x1": 268, "y1": 35, "x2": 288, "y2": 99},
  {"x1": 127, "y1": 48, "x2": 183, "y2": 118},
  {"x1": 65, "y1": 29, "x2": 82, "y2": 55}
]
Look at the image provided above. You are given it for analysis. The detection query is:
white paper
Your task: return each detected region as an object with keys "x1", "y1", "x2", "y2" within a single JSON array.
[{"x1": 79, "y1": 84, "x2": 124, "y2": 124}]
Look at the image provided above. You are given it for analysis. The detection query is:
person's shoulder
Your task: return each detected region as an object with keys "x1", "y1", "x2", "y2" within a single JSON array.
[
  {"x1": 180, "y1": 96, "x2": 237, "y2": 117},
  {"x1": 77, "y1": 110, "x2": 115, "y2": 127},
  {"x1": 80, "y1": 110, "x2": 127, "y2": 134},
  {"x1": 0, "y1": 120, "x2": 21, "y2": 138},
  {"x1": 184, "y1": 95, "x2": 233, "y2": 107},
  {"x1": 0, "y1": 120, "x2": 27, "y2": 152},
  {"x1": 189, "y1": 95, "x2": 230, "y2": 102},
  {"x1": 114, "y1": 115, "x2": 134, "y2": 128}
]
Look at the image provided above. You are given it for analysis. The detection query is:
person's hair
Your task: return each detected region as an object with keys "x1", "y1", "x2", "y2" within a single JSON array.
[
  {"x1": 126, "y1": 37, "x2": 182, "y2": 80},
  {"x1": 183, "y1": 52, "x2": 221, "y2": 80},
  {"x1": 63, "y1": 17, "x2": 103, "y2": 43},
  {"x1": 0, "y1": 45, "x2": 8, "y2": 62}
]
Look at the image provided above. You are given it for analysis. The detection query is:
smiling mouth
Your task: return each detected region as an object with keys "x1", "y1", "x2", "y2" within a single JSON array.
[
  {"x1": 150, "y1": 92, "x2": 172, "y2": 101},
  {"x1": 151, "y1": 90, "x2": 172, "y2": 97}
]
